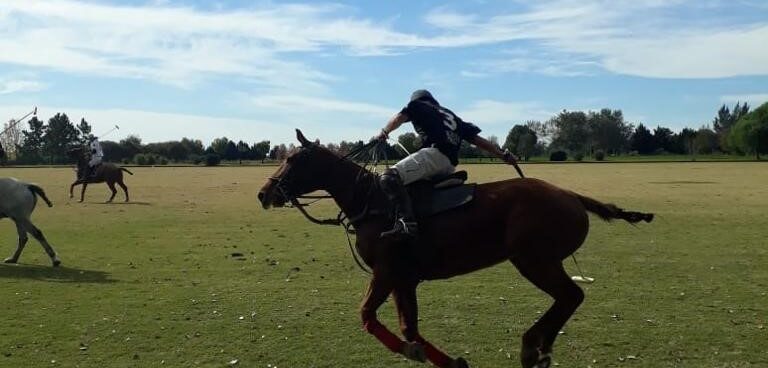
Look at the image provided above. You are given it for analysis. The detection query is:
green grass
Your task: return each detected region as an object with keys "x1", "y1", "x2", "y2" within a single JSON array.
[{"x1": 0, "y1": 163, "x2": 766, "y2": 367}]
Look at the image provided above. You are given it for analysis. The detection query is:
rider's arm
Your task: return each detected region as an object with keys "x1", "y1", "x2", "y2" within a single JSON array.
[
  {"x1": 469, "y1": 135, "x2": 518, "y2": 163},
  {"x1": 378, "y1": 112, "x2": 410, "y2": 140}
]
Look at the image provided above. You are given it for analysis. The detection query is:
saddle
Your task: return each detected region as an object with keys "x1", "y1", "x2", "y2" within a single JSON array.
[{"x1": 406, "y1": 170, "x2": 476, "y2": 219}]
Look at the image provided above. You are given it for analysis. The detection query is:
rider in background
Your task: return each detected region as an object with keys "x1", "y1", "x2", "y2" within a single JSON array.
[
  {"x1": 84, "y1": 137, "x2": 104, "y2": 179},
  {"x1": 376, "y1": 89, "x2": 519, "y2": 238}
]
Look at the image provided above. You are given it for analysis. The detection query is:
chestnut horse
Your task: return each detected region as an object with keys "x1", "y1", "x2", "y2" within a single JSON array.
[
  {"x1": 258, "y1": 130, "x2": 653, "y2": 368},
  {"x1": 68, "y1": 147, "x2": 133, "y2": 203}
]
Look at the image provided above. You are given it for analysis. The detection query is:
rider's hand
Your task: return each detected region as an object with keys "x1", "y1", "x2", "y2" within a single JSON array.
[
  {"x1": 375, "y1": 129, "x2": 389, "y2": 142},
  {"x1": 503, "y1": 150, "x2": 519, "y2": 164}
]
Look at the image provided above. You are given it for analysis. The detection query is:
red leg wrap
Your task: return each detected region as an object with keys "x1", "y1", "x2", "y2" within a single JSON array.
[
  {"x1": 364, "y1": 319, "x2": 404, "y2": 353},
  {"x1": 415, "y1": 335, "x2": 452, "y2": 367}
]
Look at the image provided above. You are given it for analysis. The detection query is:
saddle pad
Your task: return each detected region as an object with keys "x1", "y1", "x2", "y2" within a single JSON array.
[{"x1": 414, "y1": 183, "x2": 476, "y2": 218}]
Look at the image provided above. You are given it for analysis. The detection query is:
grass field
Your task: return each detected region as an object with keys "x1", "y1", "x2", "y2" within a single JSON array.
[{"x1": 1, "y1": 163, "x2": 766, "y2": 368}]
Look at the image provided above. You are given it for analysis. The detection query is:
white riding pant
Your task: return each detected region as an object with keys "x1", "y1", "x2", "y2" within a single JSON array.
[
  {"x1": 89, "y1": 155, "x2": 103, "y2": 167},
  {"x1": 392, "y1": 147, "x2": 455, "y2": 185}
]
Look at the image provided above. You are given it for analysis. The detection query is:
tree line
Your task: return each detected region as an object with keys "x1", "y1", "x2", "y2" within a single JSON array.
[
  {"x1": 2, "y1": 101, "x2": 766, "y2": 166},
  {"x1": 500, "y1": 101, "x2": 767, "y2": 160}
]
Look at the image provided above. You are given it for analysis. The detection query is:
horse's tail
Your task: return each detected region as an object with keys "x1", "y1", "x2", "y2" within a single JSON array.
[
  {"x1": 28, "y1": 184, "x2": 53, "y2": 208},
  {"x1": 575, "y1": 193, "x2": 653, "y2": 224},
  {"x1": 121, "y1": 168, "x2": 134, "y2": 175}
]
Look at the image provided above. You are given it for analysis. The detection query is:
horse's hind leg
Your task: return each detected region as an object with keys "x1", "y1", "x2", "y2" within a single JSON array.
[
  {"x1": 393, "y1": 285, "x2": 468, "y2": 368},
  {"x1": 106, "y1": 181, "x2": 117, "y2": 203},
  {"x1": 117, "y1": 180, "x2": 129, "y2": 202},
  {"x1": 512, "y1": 259, "x2": 584, "y2": 368},
  {"x1": 3, "y1": 220, "x2": 28, "y2": 264},
  {"x1": 79, "y1": 183, "x2": 88, "y2": 202},
  {"x1": 10, "y1": 218, "x2": 60, "y2": 267}
]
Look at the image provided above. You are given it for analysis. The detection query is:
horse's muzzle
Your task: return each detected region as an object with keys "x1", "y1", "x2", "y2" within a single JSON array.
[{"x1": 258, "y1": 187, "x2": 286, "y2": 209}]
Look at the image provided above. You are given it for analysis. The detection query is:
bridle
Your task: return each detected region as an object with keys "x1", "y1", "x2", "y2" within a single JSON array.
[{"x1": 265, "y1": 141, "x2": 383, "y2": 274}]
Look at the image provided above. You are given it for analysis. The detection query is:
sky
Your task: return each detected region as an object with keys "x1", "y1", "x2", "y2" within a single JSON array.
[{"x1": 1, "y1": 0, "x2": 767, "y2": 146}]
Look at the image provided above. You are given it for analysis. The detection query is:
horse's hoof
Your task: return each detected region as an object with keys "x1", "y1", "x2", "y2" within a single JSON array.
[
  {"x1": 52, "y1": 260, "x2": 61, "y2": 267},
  {"x1": 451, "y1": 357, "x2": 470, "y2": 368},
  {"x1": 533, "y1": 353, "x2": 552, "y2": 368},
  {"x1": 402, "y1": 342, "x2": 426, "y2": 363},
  {"x1": 3, "y1": 258, "x2": 17, "y2": 264}
]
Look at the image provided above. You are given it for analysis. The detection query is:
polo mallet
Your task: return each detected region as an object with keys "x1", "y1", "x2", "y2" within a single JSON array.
[
  {"x1": 1, "y1": 106, "x2": 37, "y2": 137},
  {"x1": 97, "y1": 124, "x2": 120, "y2": 139}
]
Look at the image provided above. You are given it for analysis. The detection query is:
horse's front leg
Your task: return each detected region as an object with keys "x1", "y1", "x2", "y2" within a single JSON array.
[
  {"x1": 69, "y1": 181, "x2": 78, "y2": 199},
  {"x1": 3, "y1": 220, "x2": 28, "y2": 264},
  {"x1": 393, "y1": 285, "x2": 469, "y2": 368},
  {"x1": 360, "y1": 275, "x2": 409, "y2": 358}
]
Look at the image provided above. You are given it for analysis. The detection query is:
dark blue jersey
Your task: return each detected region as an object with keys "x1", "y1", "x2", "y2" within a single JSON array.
[{"x1": 400, "y1": 100, "x2": 481, "y2": 165}]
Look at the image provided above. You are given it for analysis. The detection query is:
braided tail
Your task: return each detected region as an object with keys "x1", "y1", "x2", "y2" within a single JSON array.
[{"x1": 575, "y1": 193, "x2": 653, "y2": 224}]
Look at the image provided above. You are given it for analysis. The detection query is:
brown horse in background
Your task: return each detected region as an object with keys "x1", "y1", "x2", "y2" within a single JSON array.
[
  {"x1": 258, "y1": 130, "x2": 653, "y2": 368},
  {"x1": 68, "y1": 147, "x2": 133, "y2": 203}
]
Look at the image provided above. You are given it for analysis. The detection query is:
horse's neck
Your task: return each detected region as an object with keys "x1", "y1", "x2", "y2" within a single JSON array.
[{"x1": 323, "y1": 161, "x2": 378, "y2": 221}]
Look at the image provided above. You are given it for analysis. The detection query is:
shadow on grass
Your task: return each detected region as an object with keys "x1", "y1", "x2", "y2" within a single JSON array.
[
  {"x1": 0, "y1": 263, "x2": 117, "y2": 283},
  {"x1": 93, "y1": 201, "x2": 152, "y2": 206}
]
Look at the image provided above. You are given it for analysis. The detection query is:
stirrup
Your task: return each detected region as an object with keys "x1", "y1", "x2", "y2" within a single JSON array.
[{"x1": 380, "y1": 218, "x2": 418, "y2": 238}]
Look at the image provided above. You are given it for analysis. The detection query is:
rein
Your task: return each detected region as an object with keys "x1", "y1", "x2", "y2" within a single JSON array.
[{"x1": 269, "y1": 140, "x2": 384, "y2": 274}]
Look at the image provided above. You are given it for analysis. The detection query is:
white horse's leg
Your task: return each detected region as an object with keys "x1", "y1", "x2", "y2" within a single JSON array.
[
  {"x1": 16, "y1": 218, "x2": 60, "y2": 267},
  {"x1": 3, "y1": 220, "x2": 28, "y2": 264}
]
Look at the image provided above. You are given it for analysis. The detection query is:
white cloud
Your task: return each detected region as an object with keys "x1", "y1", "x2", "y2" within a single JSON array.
[
  {"x1": 459, "y1": 100, "x2": 554, "y2": 125},
  {"x1": 720, "y1": 93, "x2": 768, "y2": 107},
  {"x1": 0, "y1": 78, "x2": 46, "y2": 94},
  {"x1": 250, "y1": 95, "x2": 393, "y2": 118},
  {"x1": 1, "y1": 0, "x2": 765, "y2": 88},
  {"x1": 428, "y1": 1, "x2": 768, "y2": 78}
]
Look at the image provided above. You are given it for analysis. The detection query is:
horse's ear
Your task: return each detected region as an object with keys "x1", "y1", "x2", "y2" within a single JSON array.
[{"x1": 296, "y1": 129, "x2": 311, "y2": 147}]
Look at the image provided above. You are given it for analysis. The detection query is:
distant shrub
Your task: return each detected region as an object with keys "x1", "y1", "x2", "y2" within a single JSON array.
[
  {"x1": 189, "y1": 154, "x2": 203, "y2": 165},
  {"x1": 595, "y1": 149, "x2": 605, "y2": 161},
  {"x1": 204, "y1": 153, "x2": 221, "y2": 166},
  {"x1": 133, "y1": 153, "x2": 167, "y2": 165},
  {"x1": 574, "y1": 152, "x2": 584, "y2": 161},
  {"x1": 549, "y1": 150, "x2": 567, "y2": 161},
  {"x1": 133, "y1": 153, "x2": 148, "y2": 165}
]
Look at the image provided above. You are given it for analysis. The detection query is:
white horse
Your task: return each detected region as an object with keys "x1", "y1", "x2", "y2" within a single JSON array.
[{"x1": 0, "y1": 178, "x2": 60, "y2": 267}]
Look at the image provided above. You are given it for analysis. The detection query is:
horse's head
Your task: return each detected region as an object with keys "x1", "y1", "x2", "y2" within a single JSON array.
[{"x1": 258, "y1": 129, "x2": 336, "y2": 209}]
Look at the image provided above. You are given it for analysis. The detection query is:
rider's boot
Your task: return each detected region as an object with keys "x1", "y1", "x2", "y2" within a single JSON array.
[{"x1": 379, "y1": 168, "x2": 418, "y2": 238}]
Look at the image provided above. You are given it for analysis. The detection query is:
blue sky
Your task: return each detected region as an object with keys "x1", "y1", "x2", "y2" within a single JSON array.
[{"x1": 1, "y1": 0, "x2": 767, "y2": 145}]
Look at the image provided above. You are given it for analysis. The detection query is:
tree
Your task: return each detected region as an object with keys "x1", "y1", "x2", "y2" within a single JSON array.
[
  {"x1": 101, "y1": 140, "x2": 128, "y2": 162},
  {"x1": 236, "y1": 140, "x2": 250, "y2": 163},
  {"x1": 728, "y1": 102, "x2": 768, "y2": 159},
  {"x1": 587, "y1": 109, "x2": 632, "y2": 155},
  {"x1": 713, "y1": 102, "x2": 750, "y2": 152},
  {"x1": 223, "y1": 141, "x2": 239, "y2": 161},
  {"x1": 180, "y1": 138, "x2": 204, "y2": 156},
  {"x1": 43, "y1": 113, "x2": 79, "y2": 164},
  {"x1": 18, "y1": 116, "x2": 46, "y2": 164},
  {"x1": 630, "y1": 124, "x2": 655, "y2": 154},
  {"x1": 1, "y1": 119, "x2": 23, "y2": 161},
  {"x1": 549, "y1": 110, "x2": 589, "y2": 154},
  {"x1": 694, "y1": 127, "x2": 717, "y2": 154},
  {"x1": 652, "y1": 126, "x2": 675, "y2": 153},
  {"x1": 77, "y1": 118, "x2": 94, "y2": 144},
  {"x1": 251, "y1": 141, "x2": 270, "y2": 162},
  {"x1": 397, "y1": 133, "x2": 421, "y2": 155},
  {"x1": 676, "y1": 128, "x2": 697, "y2": 156},
  {"x1": 269, "y1": 144, "x2": 288, "y2": 160},
  {"x1": 119, "y1": 135, "x2": 143, "y2": 159},
  {"x1": 209, "y1": 137, "x2": 230, "y2": 156},
  {"x1": 504, "y1": 125, "x2": 538, "y2": 160}
]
